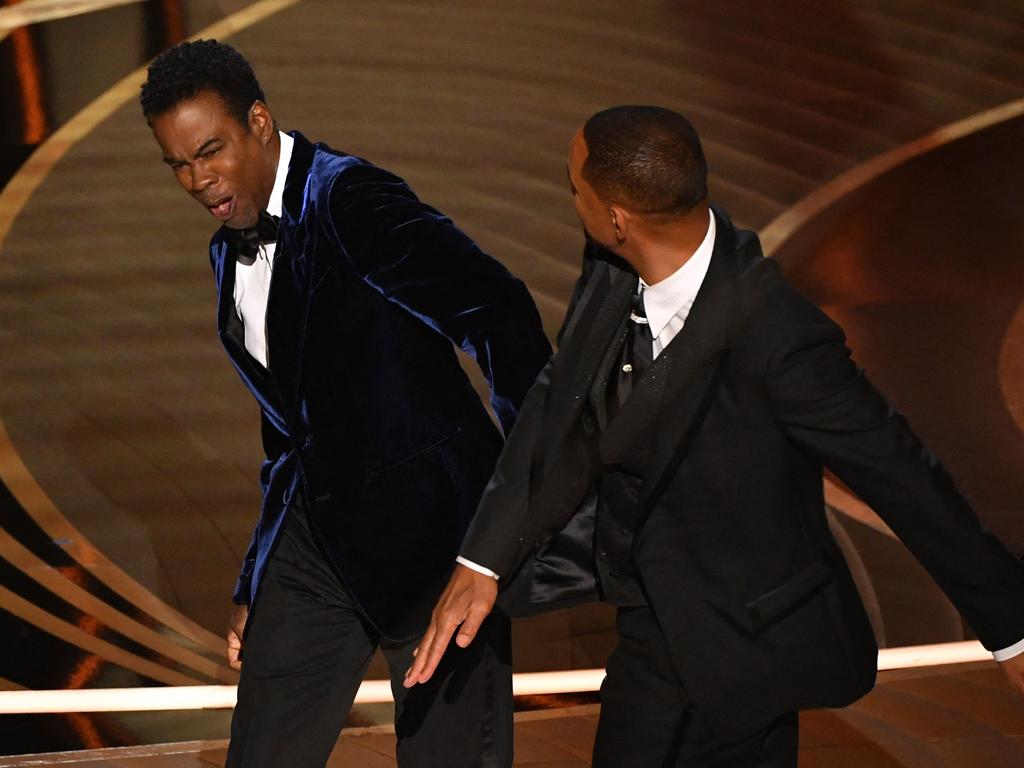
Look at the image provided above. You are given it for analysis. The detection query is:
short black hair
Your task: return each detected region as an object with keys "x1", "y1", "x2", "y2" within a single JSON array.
[
  {"x1": 582, "y1": 106, "x2": 707, "y2": 216},
  {"x1": 140, "y1": 39, "x2": 265, "y2": 124}
]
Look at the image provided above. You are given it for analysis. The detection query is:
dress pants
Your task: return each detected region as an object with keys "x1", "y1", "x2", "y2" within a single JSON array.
[
  {"x1": 593, "y1": 606, "x2": 798, "y2": 768},
  {"x1": 226, "y1": 497, "x2": 513, "y2": 768}
]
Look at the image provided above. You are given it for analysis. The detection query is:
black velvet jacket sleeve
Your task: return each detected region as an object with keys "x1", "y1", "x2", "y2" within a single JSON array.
[{"x1": 324, "y1": 164, "x2": 552, "y2": 437}]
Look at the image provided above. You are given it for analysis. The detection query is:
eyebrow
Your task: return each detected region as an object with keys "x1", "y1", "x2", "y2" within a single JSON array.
[
  {"x1": 163, "y1": 137, "x2": 221, "y2": 166},
  {"x1": 566, "y1": 165, "x2": 577, "y2": 194}
]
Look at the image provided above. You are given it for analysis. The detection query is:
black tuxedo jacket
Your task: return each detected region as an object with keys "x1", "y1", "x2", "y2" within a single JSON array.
[
  {"x1": 460, "y1": 208, "x2": 1024, "y2": 739},
  {"x1": 209, "y1": 132, "x2": 551, "y2": 641}
]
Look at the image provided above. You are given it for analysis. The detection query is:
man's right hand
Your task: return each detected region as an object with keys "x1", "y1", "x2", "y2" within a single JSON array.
[
  {"x1": 227, "y1": 603, "x2": 248, "y2": 670},
  {"x1": 403, "y1": 564, "x2": 498, "y2": 687}
]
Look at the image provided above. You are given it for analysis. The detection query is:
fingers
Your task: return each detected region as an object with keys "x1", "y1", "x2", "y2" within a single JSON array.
[
  {"x1": 226, "y1": 604, "x2": 248, "y2": 670},
  {"x1": 404, "y1": 621, "x2": 438, "y2": 685},
  {"x1": 404, "y1": 615, "x2": 457, "y2": 687},
  {"x1": 456, "y1": 603, "x2": 488, "y2": 648},
  {"x1": 226, "y1": 629, "x2": 242, "y2": 671},
  {"x1": 403, "y1": 566, "x2": 499, "y2": 686}
]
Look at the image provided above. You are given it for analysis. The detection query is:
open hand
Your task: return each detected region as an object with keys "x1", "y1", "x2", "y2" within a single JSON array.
[{"x1": 403, "y1": 564, "x2": 498, "y2": 687}]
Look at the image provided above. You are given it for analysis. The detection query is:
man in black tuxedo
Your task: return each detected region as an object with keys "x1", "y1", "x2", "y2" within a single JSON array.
[
  {"x1": 406, "y1": 106, "x2": 1024, "y2": 766},
  {"x1": 141, "y1": 40, "x2": 551, "y2": 767}
]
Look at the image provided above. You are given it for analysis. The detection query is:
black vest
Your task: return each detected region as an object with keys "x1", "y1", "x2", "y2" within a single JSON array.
[
  {"x1": 595, "y1": 468, "x2": 647, "y2": 606},
  {"x1": 591, "y1": 322, "x2": 649, "y2": 607}
]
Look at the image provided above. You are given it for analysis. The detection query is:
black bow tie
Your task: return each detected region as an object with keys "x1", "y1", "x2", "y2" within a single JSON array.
[{"x1": 226, "y1": 210, "x2": 280, "y2": 264}]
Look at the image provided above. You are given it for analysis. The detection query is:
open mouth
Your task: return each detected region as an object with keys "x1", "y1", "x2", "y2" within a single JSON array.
[{"x1": 207, "y1": 196, "x2": 234, "y2": 221}]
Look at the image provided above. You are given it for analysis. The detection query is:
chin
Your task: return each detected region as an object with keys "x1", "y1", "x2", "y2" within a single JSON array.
[{"x1": 228, "y1": 208, "x2": 258, "y2": 230}]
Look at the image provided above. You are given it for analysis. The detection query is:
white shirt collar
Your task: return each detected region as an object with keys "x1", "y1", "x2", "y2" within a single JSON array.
[
  {"x1": 640, "y1": 209, "x2": 716, "y2": 339},
  {"x1": 266, "y1": 131, "x2": 294, "y2": 218}
]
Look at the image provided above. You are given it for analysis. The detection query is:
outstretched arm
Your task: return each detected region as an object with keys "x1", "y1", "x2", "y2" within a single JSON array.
[
  {"x1": 405, "y1": 246, "x2": 603, "y2": 686},
  {"x1": 761, "y1": 285, "x2": 1024, "y2": 690}
]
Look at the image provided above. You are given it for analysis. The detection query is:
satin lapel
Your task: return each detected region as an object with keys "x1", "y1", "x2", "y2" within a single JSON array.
[
  {"x1": 589, "y1": 315, "x2": 629, "y2": 431},
  {"x1": 599, "y1": 211, "x2": 738, "y2": 470},
  {"x1": 264, "y1": 132, "x2": 316, "y2": 405},
  {"x1": 527, "y1": 260, "x2": 630, "y2": 539},
  {"x1": 546, "y1": 259, "x2": 635, "y2": 441}
]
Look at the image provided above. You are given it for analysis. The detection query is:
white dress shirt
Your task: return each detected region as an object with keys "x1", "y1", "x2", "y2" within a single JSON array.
[
  {"x1": 640, "y1": 209, "x2": 715, "y2": 359},
  {"x1": 233, "y1": 131, "x2": 294, "y2": 368},
  {"x1": 458, "y1": 210, "x2": 1023, "y2": 662}
]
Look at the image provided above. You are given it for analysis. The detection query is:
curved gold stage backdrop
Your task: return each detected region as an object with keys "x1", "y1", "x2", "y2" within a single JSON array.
[{"x1": 1, "y1": 0, "x2": 1024, "y2": 759}]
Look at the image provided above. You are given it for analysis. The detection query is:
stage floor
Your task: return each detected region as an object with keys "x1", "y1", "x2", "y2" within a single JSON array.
[{"x1": 3, "y1": 665, "x2": 1024, "y2": 768}]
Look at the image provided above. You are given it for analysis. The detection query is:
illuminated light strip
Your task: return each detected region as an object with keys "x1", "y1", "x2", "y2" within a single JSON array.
[
  {"x1": 878, "y1": 640, "x2": 992, "y2": 670},
  {"x1": 0, "y1": 0, "x2": 145, "y2": 37},
  {"x1": 0, "y1": 642, "x2": 997, "y2": 714},
  {"x1": 4, "y1": 5, "x2": 48, "y2": 143}
]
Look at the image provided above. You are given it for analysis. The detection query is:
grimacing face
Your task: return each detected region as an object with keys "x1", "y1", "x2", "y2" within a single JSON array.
[
  {"x1": 567, "y1": 128, "x2": 617, "y2": 250},
  {"x1": 150, "y1": 90, "x2": 277, "y2": 230}
]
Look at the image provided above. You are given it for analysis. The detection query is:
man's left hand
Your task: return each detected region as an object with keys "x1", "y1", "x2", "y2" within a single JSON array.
[
  {"x1": 999, "y1": 653, "x2": 1024, "y2": 696},
  {"x1": 403, "y1": 564, "x2": 498, "y2": 687}
]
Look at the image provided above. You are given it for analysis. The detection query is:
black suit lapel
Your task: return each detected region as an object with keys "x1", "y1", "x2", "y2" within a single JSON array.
[{"x1": 544, "y1": 259, "x2": 635, "y2": 440}]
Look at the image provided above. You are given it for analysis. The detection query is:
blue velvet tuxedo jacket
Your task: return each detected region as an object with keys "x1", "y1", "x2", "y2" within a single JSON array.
[{"x1": 209, "y1": 131, "x2": 551, "y2": 641}]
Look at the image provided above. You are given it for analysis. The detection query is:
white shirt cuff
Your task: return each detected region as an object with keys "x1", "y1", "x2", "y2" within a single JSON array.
[
  {"x1": 456, "y1": 556, "x2": 499, "y2": 580},
  {"x1": 993, "y1": 637, "x2": 1024, "y2": 662}
]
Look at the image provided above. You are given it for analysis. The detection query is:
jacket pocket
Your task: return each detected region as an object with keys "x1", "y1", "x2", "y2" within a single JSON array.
[
  {"x1": 364, "y1": 427, "x2": 462, "y2": 480},
  {"x1": 745, "y1": 558, "x2": 834, "y2": 631}
]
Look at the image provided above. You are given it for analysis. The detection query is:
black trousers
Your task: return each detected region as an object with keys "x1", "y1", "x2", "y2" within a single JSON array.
[
  {"x1": 593, "y1": 606, "x2": 798, "y2": 768},
  {"x1": 226, "y1": 499, "x2": 513, "y2": 768}
]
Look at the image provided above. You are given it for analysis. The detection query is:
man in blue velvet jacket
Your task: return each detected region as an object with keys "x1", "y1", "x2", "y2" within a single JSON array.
[{"x1": 141, "y1": 40, "x2": 551, "y2": 768}]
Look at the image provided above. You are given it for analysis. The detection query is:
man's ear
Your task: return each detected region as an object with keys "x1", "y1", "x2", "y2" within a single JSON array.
[
  {"x1": 249, "y1": 100, "x2": 274, "y2": 144},
  {"x1": 609, "y1": 204, "x2": 631, "y2": 245}
]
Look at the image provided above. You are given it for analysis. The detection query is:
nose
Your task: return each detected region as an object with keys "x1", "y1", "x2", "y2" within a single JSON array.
[{"x1": 189, "y1": 162, "x2": 216, "y2": 194}]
